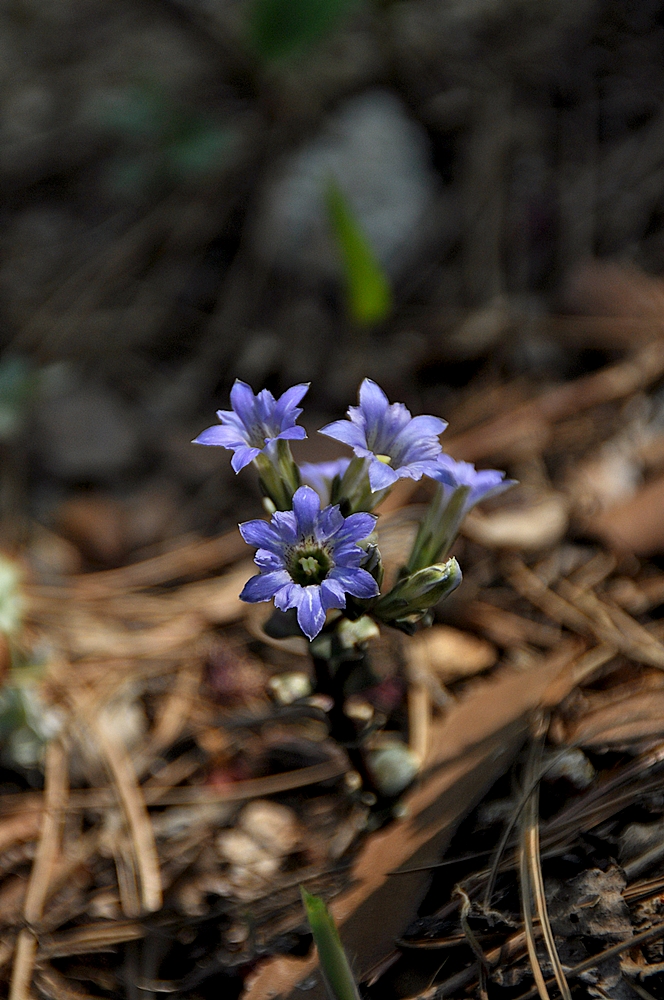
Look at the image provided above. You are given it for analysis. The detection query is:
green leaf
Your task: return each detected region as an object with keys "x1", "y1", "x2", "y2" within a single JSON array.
[
  {"x1": 301, "y1": 888, "x2": 360, "y2": 1000},
  {"x1": 325, "y1": 180, "x2": 392, "y2": 327},
  {"x1": 249, "y1": 0, "x2": 358, "y2": 61}
]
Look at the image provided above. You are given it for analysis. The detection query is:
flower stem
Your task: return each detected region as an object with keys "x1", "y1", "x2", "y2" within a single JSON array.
[
  {"x1": 407, "y1": 485, "x2": 470, "y2": 572},
  {"x1": 254, "y1": 450, "x2": 295, "y2": 511}
]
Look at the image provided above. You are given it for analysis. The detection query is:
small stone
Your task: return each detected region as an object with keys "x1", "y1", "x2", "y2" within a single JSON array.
[
  {"x1": 542, "y1": 748, "x2": 595, "y2": 790},
  {"x1": 215, "y1": 829, "x2": 271, "y2": 867},
  {"x1": 267, "y1": 672, "x2": 312, "y2": 705},
  {"x1": 365, "y1": 740, "x2": 420, "y2": 798},
  {"x1": 238, "y1": 800, "x2": 300, "y2": 856},
  {"x1": 343, "y1": 696, "x2": 374, "y2": 722}
]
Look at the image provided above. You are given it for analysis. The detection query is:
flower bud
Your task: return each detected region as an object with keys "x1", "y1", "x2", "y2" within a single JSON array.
[{"x1": 371, "y1": 558, "x2": 462, "y2": 628}]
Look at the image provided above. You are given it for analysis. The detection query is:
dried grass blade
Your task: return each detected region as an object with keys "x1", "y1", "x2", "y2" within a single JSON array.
[
  {"x1": 519, "y1": 824, "x2": 550, "y2": 1000},
  {"x1": 23, "y1": 739, "x2": 68, "y2": 924},
  {"x1": 9, "y1": 738, "x2": 68, "y2": 1000},
  {"x1": 521, "y1": 744, "x2": 571, "y2": 1000},
  {"x1": 408, "y1": 682, "x2": 431, "y2": 764},
  {"x1": 72, "y1": 527, "x2": 247, "y2": 595},
  {"x1": 35, "y1": 962, "x2": 99, "y2": 1000},
  {"x1": 512, "y1": 917, "x2": 664, "y2": 1000},
  {"x1": 9, "y1": 934, "x2": 37, "y2": 1000},
  {"x1": 93, "y1": 725, "x2": 162, "y2": 913},
  {"x1": 37, "y1": 921, "x2": 145, "y2": 960},
  {"x1": 0, "y1": 759, "x2": 349, "y2": 815},
  {"x1": 524, "y1": 772, "x2": 572, "y2": 1000}
]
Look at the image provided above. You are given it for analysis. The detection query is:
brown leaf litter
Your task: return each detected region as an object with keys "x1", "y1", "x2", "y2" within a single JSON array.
[{"x1": 8, "y1": 304, "x2": 664, "y2": 999}]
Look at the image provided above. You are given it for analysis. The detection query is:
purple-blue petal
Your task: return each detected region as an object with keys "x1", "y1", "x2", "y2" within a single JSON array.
[
  {"x1": 296, "y1": 586, "x2": 327, "y2": 640},
  {"x1": 273, "y1": 582, "x2": 300, "y2": 611},
  {"x1": 273, "y1": 383, "x2": 310, "y2": 426},
  {"x1": 192, "y1": 425, "x2": 244, "y2": 448},
  {"x1": 400, "y1": 413, "x2": 447, "y2": 439},
  {"x1": 271, "y1": 509, "x2": 298, "y2": 543},
  {"x1": 272, "y1": 425, "x2": 307, "y2": 441},
  {"x1": 331, "y1": 543, "x2": 365, "y2": 567},
  {"x1": 240, "y1": 570, "x2": 291, "y2": 603},
  {"x1": 358, "y1": 378, "x2": 389, "y2": 428},
  {"x1": 329, "y1": 566, "x2": 379, "y2": 600},
  {"x1": 254, "y1": 388, "x2": 277, "y2": 427},
  {"x1": 317, "y1": 504, "x2": 345, "y2": 540},
  {"x1": 335, "y1": 511, "x2": 376, "y2": 544},
  {"x1": 367, "y1": 459, "x2": 400, "y2": 491},
  {"x1": 216, "y1": 409, "x2": 247, "y2": 435},
  {"x1": 320, "y1": 577, "x2": 347, "y2": 610},
  {"x1": 292, "y1": 486, "x2": 321, "y2": 538},
  {"x1": 231, "y1": 445, "x2": 261, "y2": 473},
  {"x1": 229, "y1": 380, "x2": 258, "y2": 430},
  {"x1": 254, "y1": 548, "x2": 286, "y2": 571},
  {"x1": 239, "y1": 519, "x2": 282, "y2": 551},
  {"x1": 319, "y1": 419, "x2": 367, "y2": 451}
]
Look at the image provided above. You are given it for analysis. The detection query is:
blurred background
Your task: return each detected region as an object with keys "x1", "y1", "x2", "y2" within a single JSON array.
[{"x1": 2, "y1": 0, "x2": 664, "y2": 560}]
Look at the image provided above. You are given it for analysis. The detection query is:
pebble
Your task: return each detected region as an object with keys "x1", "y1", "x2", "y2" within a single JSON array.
[
  {"x1": 215, "y1": 829, "x2": 272, "y2": 867},
  {"x1": 253, "y1": 89, "x2": 440, "y2": 282},
  {"x1": 542, "y1": 748, "x2": 595, "y2": 790},
  {"x1": 238, "y1": 800, "x2": 301, "y2": 856},
  {"x1": 365, "y1": 740, "x2": 420, "y2": 798},
  {"x1": 267, "y1": 672, "x2": 312, "y2": 705}
]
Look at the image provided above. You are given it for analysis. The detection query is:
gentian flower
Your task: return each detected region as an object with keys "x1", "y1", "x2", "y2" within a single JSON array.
[
  {"x1": 320, "y1": 379, "x2": 447, "y2": 492},
  {"x1": 193, "y1": 380, "x2": 309, "y2": 473},
  {"x1": 431, "y1": 454, "x2": 517, "y2": 512},
  {"x1": 406, "y1": 454, "x2": 516, "y2": 571},
  {"x1": 299, "y1": 458, "x2": 350, "y2": 505},
  {"x1": 239, "y1": 485, "x2": 379, "y2": 640}
]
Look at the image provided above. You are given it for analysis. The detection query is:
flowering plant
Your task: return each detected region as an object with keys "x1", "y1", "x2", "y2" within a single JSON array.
[{"x1": 195, "y1": 378, "x2": 514, "y2": 796}]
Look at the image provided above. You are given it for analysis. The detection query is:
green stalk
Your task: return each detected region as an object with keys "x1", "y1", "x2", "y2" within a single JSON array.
[
  {"x1": 407, "y1": 485, "x2": 470, "y2": 573},
  {"x1": 301, "y1": 888, "x2": 360, "y2": 1000},
  {"x1": 334, "y1": 456, "x2": 369, "y2": 510},
  {"x1": 254, "y1": 445, "x2": 299, "y2": 511}
]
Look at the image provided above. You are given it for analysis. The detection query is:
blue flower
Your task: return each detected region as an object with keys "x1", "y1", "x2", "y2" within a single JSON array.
[
  {"x1": 319, "y1": 379, "x2": 447, "y2": 492},
  {"x1": 239, "y1": 485, "x2": 379, "y2": 640},
  {"x1": 431, "y1": 454, "x2": 517, "y2": 514},
  {"x1": 299, "y1": 458, "x2": 350, "y2": 505},
  {"x1": 193, "y1": 380, "x2": 309, "y2": 473}
]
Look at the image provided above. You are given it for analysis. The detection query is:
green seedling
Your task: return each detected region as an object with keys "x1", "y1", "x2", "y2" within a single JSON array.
[
  {"x1": 326, "y1": 180, "x2": 392, "y2": 327},
  {"x1": 301, "y1": 887, "x2": 360, "y2": 1000}
]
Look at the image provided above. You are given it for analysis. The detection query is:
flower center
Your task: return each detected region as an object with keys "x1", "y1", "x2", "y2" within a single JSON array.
[
  {"x1": 376, "y1": 454, "x2": 392, "y2": 465},
  {"x1": 289, "y1": 545, "x2": 332, "y2": 586}
]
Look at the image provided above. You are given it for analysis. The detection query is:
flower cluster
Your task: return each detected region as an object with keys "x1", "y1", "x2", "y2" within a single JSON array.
[{"x1": 194, "y1": 377, "x2": 515, "y2": 639}]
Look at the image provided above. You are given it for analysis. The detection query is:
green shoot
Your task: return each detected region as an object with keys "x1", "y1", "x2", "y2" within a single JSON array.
[
  {"x1": 301, "y1": 887, "x2": 360, "y2": 1000},
  {"x1": 326, "y1": 180, "x2": 392, "y2": 327}
]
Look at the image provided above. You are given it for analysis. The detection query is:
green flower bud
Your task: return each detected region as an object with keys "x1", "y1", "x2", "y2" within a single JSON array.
[{"x1": 371, "y1": 558, "x2": 462, "y2": 628}]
